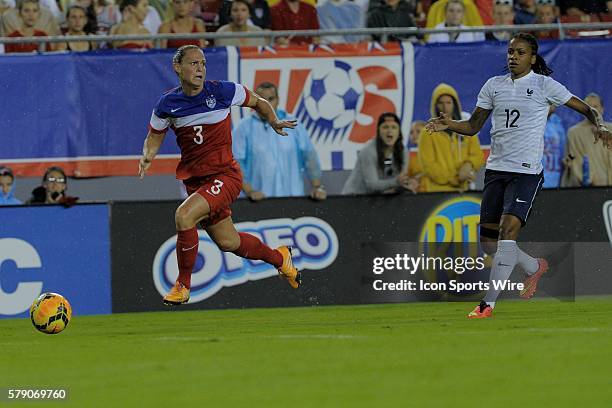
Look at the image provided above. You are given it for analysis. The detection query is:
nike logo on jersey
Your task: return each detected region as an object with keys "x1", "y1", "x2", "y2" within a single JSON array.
[
  {"x1": 171, "y1": 108, "x2": 181, "y2": 113},
  {"x1": 181, "y1": 244, "x2": 198, "y2": 251},
  {"x1": 526, "y1": 88, "x2": 534, "y2": 96},
  {"x1": 498, "y1": 263, "x2": 511, "y2": 267},
  {"x1": 515, "y1": 198, "x2": 527, "y2": 203},
  {"x1": 494, "y1": 91, "x2": 500, "y2": 95}
]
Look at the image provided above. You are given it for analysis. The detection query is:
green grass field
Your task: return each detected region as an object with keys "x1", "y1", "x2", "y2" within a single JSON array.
[{"x1": 1, "y1": 298, "x2": 612, "y2": 407}]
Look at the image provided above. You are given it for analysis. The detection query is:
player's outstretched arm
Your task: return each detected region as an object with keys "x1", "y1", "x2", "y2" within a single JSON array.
[
  {"x1": 565, "y1": 96, "x2": 612, "y2": 149},
  {"x1": 139, "y1": 130, "x2": 166, "y2": 179},
  {"x1": 244, "y1": 89, "x2": 297, "y2": 136},
  {"x1": 426, "y1": 107, "x2": 491, "y2": 136}
]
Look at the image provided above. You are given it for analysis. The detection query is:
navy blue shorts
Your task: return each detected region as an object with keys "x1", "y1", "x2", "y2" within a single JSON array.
[{"x1": 480, "y1": 169, "x2": 544, "y2": 226}]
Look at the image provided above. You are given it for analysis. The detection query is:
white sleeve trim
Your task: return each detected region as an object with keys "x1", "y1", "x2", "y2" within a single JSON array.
[
  {"x1": 149, "y1": 111, "x2": 169, "y2": 131},
  {"x1": 231, "y1": 83, "x2": 247, "y2": 106}
]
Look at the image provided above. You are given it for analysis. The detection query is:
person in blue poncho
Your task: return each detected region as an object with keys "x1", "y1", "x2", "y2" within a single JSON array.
[
  {"x1": 0, "y1": 166, "x2": 22, "y2": 206},
  {"x1": 232, "y1": 82, "x2": 327, "y2": 201}
]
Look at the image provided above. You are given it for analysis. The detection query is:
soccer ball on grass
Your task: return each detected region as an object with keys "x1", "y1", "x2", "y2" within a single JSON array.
[{"x1": 30, "y1": 292, "x2": 72, "y2": 334}]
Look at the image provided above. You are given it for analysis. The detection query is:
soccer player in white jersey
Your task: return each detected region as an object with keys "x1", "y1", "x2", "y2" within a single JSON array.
[{"x1": 426, "y1": 33, "x2": 611, "y2": 318}]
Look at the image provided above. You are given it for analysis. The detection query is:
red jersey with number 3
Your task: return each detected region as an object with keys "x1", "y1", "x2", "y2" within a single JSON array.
[{"x1": 148, "y1": 80, "x2": 250, "y2": 180}]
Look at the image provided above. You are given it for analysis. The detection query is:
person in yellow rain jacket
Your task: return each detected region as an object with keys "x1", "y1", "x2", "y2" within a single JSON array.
[{"x1": 418, "y1": 83, "x2": 484, "y2": 192}]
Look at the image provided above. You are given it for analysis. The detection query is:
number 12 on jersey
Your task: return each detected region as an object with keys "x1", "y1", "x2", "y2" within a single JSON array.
[
  {"x1": 504, "y1": 109, "x2": 520, "y2": 128},
  {"x1": 193, "y1": 125, "x2": 204, "y2": 144}
]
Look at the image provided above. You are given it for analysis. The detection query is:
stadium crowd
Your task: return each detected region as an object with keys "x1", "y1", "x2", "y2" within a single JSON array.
[
  {"x1": 0, "y1": 0, "x2": 610, "y2": 204},
  {"x1": 0, "y1": 0, "x2": 611, "y2": 53}
]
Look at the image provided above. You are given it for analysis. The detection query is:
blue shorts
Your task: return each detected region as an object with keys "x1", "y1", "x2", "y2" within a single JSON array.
[{"x1": 480, "y1": 169, "x2": 544, "y2": 226}]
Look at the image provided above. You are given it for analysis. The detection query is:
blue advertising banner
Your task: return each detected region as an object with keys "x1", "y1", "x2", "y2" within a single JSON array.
[
  {"x1": 0, "y1": 204, "x2": 111, "y2": 318},
  {"x1": 0, "y1": 40, "x2": 610, "y2": 174},
  {"x1": 0, "y1": 48, "x2": 230, "y2": 177}
]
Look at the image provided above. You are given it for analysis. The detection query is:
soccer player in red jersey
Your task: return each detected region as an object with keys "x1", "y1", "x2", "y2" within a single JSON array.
[{"x1": 138, "y1": 45, "x2": 301, "y2": 305}]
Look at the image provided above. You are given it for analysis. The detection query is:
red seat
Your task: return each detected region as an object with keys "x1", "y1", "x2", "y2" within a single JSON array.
[
  {"x1": 560, "y1": 14, "x2": 608, "y2": 38},
  {"x1": 599, "y1": 13, "x2": 612, "y2": 23}
]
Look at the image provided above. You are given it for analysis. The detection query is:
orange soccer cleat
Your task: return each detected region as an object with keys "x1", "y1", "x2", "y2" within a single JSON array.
[
  {"x1": 467, "y1": 301, "x2": 493, "y2": 319},
  {"x1": 520, "y1": 258, "x2": 549, "y2": 299},
  {"x1": 163, "y1": 281, "x2": 190, "y2": 305},
  {"x1": 276, "y1": 246, "x2": 301, "y2": 289}
]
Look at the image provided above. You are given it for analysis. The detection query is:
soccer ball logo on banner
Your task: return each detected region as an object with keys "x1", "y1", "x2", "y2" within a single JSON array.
[
  {"x1": 237, "y1": 43, "x2": 414, "y2": 170},
  {"x1": 296, "y1": 60, "x2": 364, "y2": 142}
]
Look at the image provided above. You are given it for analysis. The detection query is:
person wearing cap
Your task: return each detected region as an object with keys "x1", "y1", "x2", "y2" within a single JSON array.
[{"x1": 0, "y1": 166, "x2": 22, "y2": 205}]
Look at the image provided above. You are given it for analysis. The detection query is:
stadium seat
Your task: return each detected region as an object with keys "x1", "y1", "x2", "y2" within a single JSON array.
[{"x1": 560, "y1": 14, "x2": 608, "y2": 38}]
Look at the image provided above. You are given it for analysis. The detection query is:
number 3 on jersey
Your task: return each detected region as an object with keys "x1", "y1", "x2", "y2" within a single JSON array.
[
  {"x1": 504, "y1": 109, "x2": 520, "y2": 128},
  {"x1": 206, "y1": 179, "x2": 224, "y2": 196},
  {"x1": 193, "y1": 125, "x2": 204, "y2": 144}
]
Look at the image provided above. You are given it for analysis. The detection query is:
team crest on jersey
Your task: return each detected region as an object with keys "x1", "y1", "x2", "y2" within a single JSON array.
[{"x1": 205, "y1": 95, "x2": 216, "y2": 109}]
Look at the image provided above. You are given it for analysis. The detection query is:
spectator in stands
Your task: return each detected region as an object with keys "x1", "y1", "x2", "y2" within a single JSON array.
[
  {"x1": 409, "y1": 120, "x2": 425, "y2": 147},
  {"x1": 534, "y1": 0, "x2": 559, "y2": 40},
  {"x1": 427, "y1": 0, "x2": 486, "y2": 43},
  {"x1": 425, "y1": 0, "x2": 484, "y2": 30},
  {"x1": 343, "y1": 112, "x2": 419, "y2": 195},
  {"x1": 486, "y1": 0, "x2": 515, "y2": 41},
  {"x1": 1, "y1": 0, "x2": 61, "y2": 41},
  {"x1": 558, "y1": 0, "x2": 608, "y2": 16},
  {"x1": 418, "y1": 83, "x2": 484, "y2": 192},
  {"x1": 367, "y1": 0, "x2": 417, "y2": 42},
  {"x1": 158, "y1": 0, "x2": 206, "y2": 48},
  {"x1": 317, "y1": 0, "x2": 364, "y2": 44},
  {"x1": 218, "y1": 0, "x2": 271, "y2": 29},
  {"x1": 514, "y1": 0, "x2": 537, "y2": 24},
  {"x1": 56, "y1": 5, "x2": 97, "y2": 51},
  {"x1": 71, "y1": 0, "x2": 121, "y2": 35},
  {"x1": 0, "y1": 166, "x2": 22, "y2": 206},
  {"x1": 194, "y1": 0, "x2": 223, "y2": 27},
  {"x1": 27, "y1": 166, "x2": 79, "y2": 205},
  {"x1": 215, "y1": 0, "x2": 267, "y2": 46},
  {"x1": 562, "y1": 93, "x2": 612, "y2": 187},
  {"x1": 4, "y1": 0, "x2": 55, "y2": 53},
  {"x1": 110, "y1": 0, "x2": 153, "y2": 49},
  {"x1": 270, "y1": 0, "x2": 320, "y2": 45},
  {"x1": 232, "y1": 82, "x2": 326, "y2": 201},
  {"x1": 407, "y1": 120, "x2": 425, "y2": 188},
  {"x1": 70, "y1": 0, "x2": 99, "y2": 35},
  {"x1": 542, "y1": 106, "x2": 566, "y2": 188}
]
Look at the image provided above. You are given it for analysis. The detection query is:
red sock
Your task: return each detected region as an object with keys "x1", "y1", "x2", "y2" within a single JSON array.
[
  {"x1": 233, "y1": 232, "x2": 283, "y2": 268},
  {"x1": 176, "y1": 227, "x2": 198, "y2": 288}
]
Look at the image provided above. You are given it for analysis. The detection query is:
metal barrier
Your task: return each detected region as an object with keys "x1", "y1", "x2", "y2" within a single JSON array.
[{"x1": 1, "y1": 22, "x2": 611, "y2": 51}]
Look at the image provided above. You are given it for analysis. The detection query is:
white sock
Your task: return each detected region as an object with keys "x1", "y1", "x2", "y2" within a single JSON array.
[
  {"x1": 517, "y1": 247, "x2": 539, "y2": 275},
  {"x1": 484, "y1": 240, "x2": 518, "y2": 305}
]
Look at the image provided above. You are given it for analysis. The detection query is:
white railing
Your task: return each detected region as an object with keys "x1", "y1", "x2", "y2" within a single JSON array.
[{"x1": 1, "y1": 22, "x2": 610, "y2": 51}]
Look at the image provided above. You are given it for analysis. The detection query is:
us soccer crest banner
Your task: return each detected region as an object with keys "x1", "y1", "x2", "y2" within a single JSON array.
[{"x1": 230, "y1": 43, "x2": 415, "y2": 171}]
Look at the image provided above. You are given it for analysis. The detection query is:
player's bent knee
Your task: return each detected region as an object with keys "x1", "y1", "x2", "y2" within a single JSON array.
[
  {"x1": 175, "y1": 206, "x2": 197, "y2": 230},
  {"x1": 216, "y1": 238, "x2": 240, "y2": 252}
]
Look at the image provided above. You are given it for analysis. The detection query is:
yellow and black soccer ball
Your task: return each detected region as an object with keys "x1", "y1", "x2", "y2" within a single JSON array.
[{"x1": 30, "y1": 293, "x2": 72, "y2": 334}]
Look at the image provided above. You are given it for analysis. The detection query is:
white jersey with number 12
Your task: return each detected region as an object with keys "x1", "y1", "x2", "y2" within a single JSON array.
[{"x1": 476, "y1": 70, "x2": 573, "y2": 174}]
